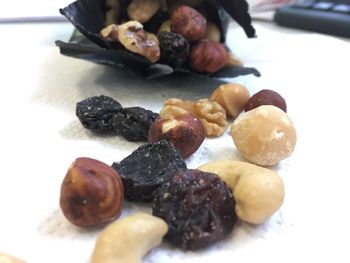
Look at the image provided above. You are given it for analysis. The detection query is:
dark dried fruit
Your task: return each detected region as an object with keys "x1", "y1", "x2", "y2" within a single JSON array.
[
  {"x1": 112, "y1": 140, "x2": 187, "y2": 202},
  {"x1": 152, "y1": 169, "x2": 237, "y2": 250},
  {"x1": 113, "y1": 107, "x2": 159, "y2": 142},
  {"x1": 76, "y1": 95, "x2": 122, "y2": 133},
  {"x1": 244, "y1": 89, "x2": 287, "y2": 112},
  {"x1": 158, "y1": 31, "x2": 190, "y2": 68}
]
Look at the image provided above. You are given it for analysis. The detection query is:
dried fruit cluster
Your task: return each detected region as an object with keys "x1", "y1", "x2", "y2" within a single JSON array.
[
  {"x1": 99, "y1": 1, "x2": 237, "y2": 73},
  {"x1": 76, "y1": 95, "x2": 159, "y2": 142}
]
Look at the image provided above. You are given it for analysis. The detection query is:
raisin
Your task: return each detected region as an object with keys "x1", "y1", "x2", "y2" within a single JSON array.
[
  {"x1": 113, "y1": 107, "x2": 159, "y2": 142},
  {"x1": 112, "y1": 140, "x2": 187, "y2": 202},
  {"x1": 158, "y1": 31, "x2": 190, "y2": 68},
  {"x1": 76, "y1": 95, "x2": 122, "y2": 133},
  {"x1": 152, "y1": 169, "x2": 237, "y2": 250}
]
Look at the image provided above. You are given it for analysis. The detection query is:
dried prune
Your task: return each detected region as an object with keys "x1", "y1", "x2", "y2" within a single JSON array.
[
  {"x1": 158, "y1": 31, "x2": 190, "y2": 68},
  {"x1": 112, "y1": 140, "x2": 187, "y2": 202},
  {"x1": 76, "y1": 95, "x2": 122, "y2": 133},
  {"x1": 113, "y1": 107, "x2": 159, "y2": 142},
  {"x1": 152, "y1": 169, "x2": 237, "y2": 250}
]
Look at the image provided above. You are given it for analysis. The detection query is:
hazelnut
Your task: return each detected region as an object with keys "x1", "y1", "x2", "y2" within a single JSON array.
[
  {"x1": 158, "y1": 19, "x2": 171, "y2": 33},
  {"x1": 170, "y1": 5, "x2": 207, "y2": 43},
  {"x1": 210, "y1": 83, "x2": 250, "y2": 119},
  {"x1": 245, "y1": 89, "x2": 287, "y2": 112},
  {"x1": 230, "y1": 105, "x2": 297, "y2": 166},
  {"x1": 204, "y1": 22, "x2": 221, "y2": 42},
  {"x1": 60, "y1": 157, "x2": 124, "y2": 227},
  {"x1": 127, "y1": 0, "x2": 161, "y2": 23},
  {"x1": 227, "y1": 52, "x2": 244, "y2": 67},
  {"x1": 189, "y1": 39, "x2": 229, "y2": 73},
  {"x1": 148, "y1": 114, "x2": 205, "y2": 158}
]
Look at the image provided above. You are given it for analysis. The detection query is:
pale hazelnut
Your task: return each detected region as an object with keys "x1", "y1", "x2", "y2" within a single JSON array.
[
  {"x1": 170, "y1": 5, "x2": 207, "y2": 42},
  {"x1": 158, "y1": 19, "x2": 171, "y2": 33},
  {"x1": 230, "y1": 105, "x2": 297, "y2": 166},
  {"x1": 210, "y1": 83, "x2": 250, "y2": 119},
  {"x1": 204, "y1": 22, "x2": 221, "y2": 42},
  {"x1": 189, "y1": 39, "x2": 228, "y2": 73},
  {"x1": 127, "y1": 0, "x2": 161, "y2": 23},
  {"x1": 227, "y1": 52, "x2": 244, "y2": 67},
  {"x1": 148, "y1": 114, "x2": 205, "y2": 158},
  {"x1": 60, "y1": 157, "x2": 124, "y2": 227}
]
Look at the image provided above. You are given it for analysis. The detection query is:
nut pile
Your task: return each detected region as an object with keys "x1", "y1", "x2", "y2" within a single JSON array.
[
  {"x1": 99, "y1": 1, "x2": 239, "y2": 73},
  {"x1": 59, "y1": 84, "x2": 297, "y2": 262}
]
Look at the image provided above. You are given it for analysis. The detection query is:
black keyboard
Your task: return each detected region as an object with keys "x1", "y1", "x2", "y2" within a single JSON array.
[{"x1": 273, "y1": 0, "x2": 350, "y2": 38}]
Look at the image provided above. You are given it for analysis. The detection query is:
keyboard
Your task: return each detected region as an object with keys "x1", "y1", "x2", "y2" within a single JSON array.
[{"x1": 273, "y1": 0, "x2": 350, "y2": 38}]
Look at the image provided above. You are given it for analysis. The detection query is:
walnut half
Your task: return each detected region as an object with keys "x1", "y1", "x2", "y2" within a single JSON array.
[
  {"x1": 160, "y1": 98, "x2": 228, "y2": 137},
  {"x1": 100, "y1": 21, "x2": 160, "y2": 63}
]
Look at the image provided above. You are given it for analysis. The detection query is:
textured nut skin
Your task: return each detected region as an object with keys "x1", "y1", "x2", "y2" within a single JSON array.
[
  {"x1": 60, "y1": 157, "x2": 124, "y2": 227},
  {"x1": 160, "y1": 98, "x2": 228, "y2": 137},
  {"x1": 210, "y1": 83, "x2": 250, "y2": 119},
  {"x1": 231, "y1": 105, "x2": 297, "y2": 166},
  {"x1": 148, "y1": 114, "x2": 205, "y2": 158},
  {"x1": 194, "y1": 99, "x2": 228, "y2": 137},
  {"x1": 199, "y1": 160, "x2": 284, "y2": 224},
  {"x1": 91, "y1": 212, "x2": 168, "y2": 263},
  {"x1": 245, "y1": 89, "x2": 287, "y2": 112},
  {"x1": 170, "y1": 5, "x2": 207, "y2": 42},
  {"x1": 127, "y1": 0, "x2": 161, "y2": 23},
  {"x1": 189, "y1": 40, "x2": 228, "y2": 73}
]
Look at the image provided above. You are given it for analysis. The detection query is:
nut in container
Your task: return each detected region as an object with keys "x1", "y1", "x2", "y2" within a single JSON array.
[{"x1": 56, "y1": 0, "x2": 260, "y2": 79}]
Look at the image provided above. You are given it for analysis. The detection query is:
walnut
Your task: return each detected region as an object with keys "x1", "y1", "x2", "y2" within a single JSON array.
[
  {"x1": 194, "y1": 99, "x2": 228, "y2": 137},
  {"x1": 160, "y1": 98, "x2": 228, "y2": 137},
  {"x1": 100, "y1": 21, "x2": 160, "y2": 63}
]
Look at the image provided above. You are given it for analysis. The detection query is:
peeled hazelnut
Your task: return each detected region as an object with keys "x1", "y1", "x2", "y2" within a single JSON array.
[
  {"x1": 204, "y1": 22, "x2": 221, "y2": 42},
  {"x1": 210, "y1": 83, "x2": 250, "y2": 119},
  {"x1": 158, "y1": 19, "x2": 171, "y2": 33},
  {"x1": 148, "y1": 114, "x2": 205, "y2": 158},
  {"x1": 231, "y1": 105, "x2": 297, "y2": 166},
  {"x1": 245, "y1": 89, "x2": 287, "y2": 112},
  {"x1": 60, "y1": 157, "x2": 124, "y2": 227},
  {"x1": 170, "y1": 5, "x2": 207, "y2": 43},
  {"x1": 189, "y1": 39, "x2": 229, "y2": 73},
  {"x1": 227, "y1": 52, "x2": 244, "y2": 67},
  {"x1": 127, "y1": 0, "x2": 161, "y2": 23}
]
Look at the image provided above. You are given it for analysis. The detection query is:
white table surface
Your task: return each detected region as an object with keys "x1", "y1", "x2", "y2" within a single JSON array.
[{"x1": 0, "y1": 20, "x2": 350, "y2": 262}]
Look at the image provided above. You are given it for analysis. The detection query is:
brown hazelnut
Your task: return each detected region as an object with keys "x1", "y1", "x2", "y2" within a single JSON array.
[
  {"x1": 170, "y1": 5, "x2": 207, "y2": 43},
  {"x1": 189, "y1": 39, "x2": 229, "y2": 73},
  {"x1": 210, "y1": 83, "x2": 250, "y2": 119},
  {"x1": 148, "y1": 114, "x2": 205, "y2": 158},
  {"x1": 245, "y1": 89, "x2": 287, "y2": 112},
  {"x1": 60, "y1": 157, "x2": 124, "y2": 227}
]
